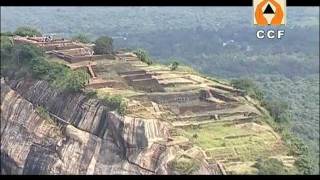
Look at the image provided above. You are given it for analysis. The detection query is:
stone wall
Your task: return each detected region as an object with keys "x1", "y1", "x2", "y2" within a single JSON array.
[
  {"x1": 128, "y1": 78, "x2": 165, "y2": 93},
  {"x1": 200, "y1": 89, "x2": 238, "y2": 102},
  {"x1": 119, "y1": 70, "x2": 147, "y2": 76},
  {"x1": 178, "y1": 103, "x2": 237, "y2": 114},
  {"x1": 86, "y1": 81, "x2": 127, "y2": 89},
  {"x1": 123, "y1": 74, "x2": 152, "y2": 82},
  {"x1": 211, "y1": 85, "x2": 245, "y2": 96},
  {"x1": 146, "y1": 91, "x2": 200, "y2": 105}
]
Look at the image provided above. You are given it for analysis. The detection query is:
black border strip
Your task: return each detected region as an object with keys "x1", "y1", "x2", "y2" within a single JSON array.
[{"x1": 0, "y1": 0, "x2": 319, "y2": 6}]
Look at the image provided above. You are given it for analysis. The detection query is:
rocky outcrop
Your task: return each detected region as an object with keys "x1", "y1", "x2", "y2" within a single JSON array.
[{"x1": 0, "y1": 77, "x2": 212, "y2": 174}]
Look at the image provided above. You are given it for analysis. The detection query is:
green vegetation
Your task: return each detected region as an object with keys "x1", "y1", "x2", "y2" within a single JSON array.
[
  {"x1": 2, "y1": 7, "x2": 317, "y2": 37},
  {"x1": 35, "y1": 106, "x2": 50, "y2": 120},
  {"x1": 259, "y1": 115, "x2": 314, "y2": 175},
  {"x1": 0, "y1": 31, "x2": 14, "y2": 36},
  {"x1": 183, "y1": 121, "x2": 285, "y2": 162},
  {"x1": 1, "y1": 33, "x2": 90, "y2": 92},
  {"x1": 14, "y1": 26, "x2": 42, "y2": 37},
  {"x1": 231, "y1": 78, "x2": 264, "y2": 101},
  {"x1": 169, "y1": 155, "x2": 200, "y2": 174},
  {"x1": 1, "y1": 36, "x2": 14, "y2": 75},
  {"x1": 102, "y1": 94, "x2": 127, "y2": 116},
  {"x1": 72, "y1": 33, "x2": 91, "y2": 43},
  {"x1": 13, "y1": 44, "x2": 44, "y2": 65},
  {"x1": 134, "y1": 49, "x2": 153, "y2": 65},
  {"x1": 234, "y1": 78, "x2": 315, "y2": 174},
  {"x1": 1, "y1": 7, "x2": 319, "y2": 173},
  {"x1": 30, "y1": 57, "x2": 89, "y2": 92},
  {"x1": 35, "y1": 106, "x2": 56, "y2": 125},
  {"x1": 254, "y1": 75, "x2": 319, "y2": 173},
  {"x1": 64, "y1": 70, "x2": 90, "y2": 92},
  {"x1": 254, "y1": 158, "x2": 288, "y2": 175},
  {"x1": 85, "y1": 90, "x2": 98, "y2": 99},
  {"x1": 169, "y1": 60, "x2": 179, "y2": 71},
  {"x1": 94, "y1": 36, "x2": 113, "y2": 54},
  {"x1": 295, "y1": 153, "x2": 314, "y2": 175},
  {"x1": 263, "y1": 99, "x2": 290, "y2": 124}
]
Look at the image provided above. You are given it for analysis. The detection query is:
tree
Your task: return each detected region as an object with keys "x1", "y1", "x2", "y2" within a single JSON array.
[
  {"x1": 72, "y1": 33, "x2": 91, "y2": 43},
  {"x1": 1, "y1": 31, "x2": 14, "y2": 36},
  {"x1": 254, "y1": 158, "x2": 288, "y2": 175},
  {"x1": 64, "y1": 70, "x2": 90, "y2": 92},
  {"x1": 93, "y1": 36, "x2": 113, "y2": 54},
  {"x1": 134, "y1": 49, "x2": 153, "y2": 65},
  {"x1": 295, "y1": 154, "x2": 314, "y2": 175},
  {"x1": 170, "y1": 61, "x2": 180, "y2": 71},
  {"x1": 285, "y1": 135, "x2": 315, "y2": 174},
  {"x1": 102, "y1": 95, "x2": 127, "y2": 115},
  {"x1": 14, "y1": 26, "x2": 42, "y2": 37},
  {"x1": 1, "y1": 36, "x2": 14, "y2": 60},
  {"x1": 231, "y1": 78, "x2": 256, "y2": 91},
  {"x1": 263, "y1": 99, "x2": 289, "y2": 123},
  {"x1": 231, "y1": 78, "x2": 264, "y2": 101},
  {"x1": 1, "y1": 35, "x2": 14, "y2": 76},
  {"x1": 12, "y1": 44, "x2": 44, "y2": 65},
  {"x1": 169, "y1": 155, "x2": 200, "y2": 174},
  {"x1": 31, "y1": 57, "x2": 51, "y2": 78}
]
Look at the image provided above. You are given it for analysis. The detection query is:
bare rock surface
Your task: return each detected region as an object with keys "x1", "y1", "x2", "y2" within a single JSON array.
[{"x1": 1, "y1": 78, "x2": 212, "y2": 174}]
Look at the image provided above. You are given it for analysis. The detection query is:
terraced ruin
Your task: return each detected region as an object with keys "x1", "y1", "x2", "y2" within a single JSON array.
[{"x1": 1, "y1": 35, "x2": 295, "y2": 175}]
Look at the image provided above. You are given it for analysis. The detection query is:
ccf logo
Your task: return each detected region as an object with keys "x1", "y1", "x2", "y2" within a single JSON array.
[
  {"x1": 254, "y1": 0, "x2": 286, "y2": 26},
  {"x1": 254, "y1": 0, "x2": 286, "y2": 39}
]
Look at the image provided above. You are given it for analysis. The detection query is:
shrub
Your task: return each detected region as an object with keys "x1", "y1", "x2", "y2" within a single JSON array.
[
  {"x1": 267, "y1": 123, "x2": 314, "y2": 175},
  {"x1": 35, "y1": 106, "x2": 51, "y2": 121},
  {"x1": 1, "y1": 36, "x2": 14, "y2": 69},
  {"x1": 102, "y1": 95, "x2": 127, "y2": 115},
  {"x1": 2, "y1": 34, "x2": 90, "y2": 93},
  {"x1": 12, "y1": 44, "x2": 44, "y2": 66},
  {"x1": 94, "y1": 36, "x2": 113, "y2": 54},
  {"x1": 30, "y1": 56, "x2": 89, "y2": 92},
  {"x1": 295, "y1": 154, "x2": 314, "y2": 175},
  {"x1": 134, "y1": 49, "x2": 153, "y2": 65},
  {"x1": 170, "y1": 61, "x2": 180, "y2": 71},
  {"x1": 169, "y1": 155, "x2": 200, "y2": 174},
  {"x1": 283, "y1": 133, "x2": 314, "y2": 174},
  {"x1": 262, "y1": 99, "x2": 290, "y2": 124},
  {"x1": 254, "y1": 158, "x2": 288, "y2": 175},
  {"x1": 66, "y1": 70, "x2": 90, "y2": 92},
  {"x1": 85, "y1": 91, "x2": 98, "y2": 99},
  {"x1": 72, "y1": 33, "x2": 91, "y2": 43},
  {"x1": 1, "y1": 31, "x2": 14, "y2": 36},
  {"x1": 31, "y1": 57, "x2": 51, "y2": 78},
  {"x1": 14, "y1": 26, "x2": 42, "y2": 37},
  {"x1": 231, "y1": 78, "x2": 264, "y2": 101}
]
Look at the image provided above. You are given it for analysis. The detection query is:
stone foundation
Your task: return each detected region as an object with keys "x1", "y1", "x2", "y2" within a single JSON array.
[{"x1": 146, "y1": 91, "x2": 200, "y2": 105}]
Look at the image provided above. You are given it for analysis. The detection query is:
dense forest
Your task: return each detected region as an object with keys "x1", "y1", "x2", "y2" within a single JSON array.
[{"x1": 1, "y1": 7, "x2": 319, "y2": 173}]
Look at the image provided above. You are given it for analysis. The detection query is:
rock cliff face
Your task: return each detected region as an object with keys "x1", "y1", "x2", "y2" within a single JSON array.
[{"x1": 0, "y1": 77, "x2": 212, "y2": 174}]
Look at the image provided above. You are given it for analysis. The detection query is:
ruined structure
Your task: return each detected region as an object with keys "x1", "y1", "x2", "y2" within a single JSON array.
[{"x1": 1, "y1": 36, "x2": 295, "y2": 175}]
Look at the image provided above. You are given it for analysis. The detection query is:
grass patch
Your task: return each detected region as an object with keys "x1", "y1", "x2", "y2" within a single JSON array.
[
  {"x1": 181, "y1": 121, "x2": 287, "y2": 162},
  {"x1": 101, "y1": 94, "x2": 127, "y2": 116},
  {"x1": 169, "y1": 155, "x2": 200, "y2": 174},
  {"x1": 35, "y1": 106, "x2": 55, "y2": 124}
]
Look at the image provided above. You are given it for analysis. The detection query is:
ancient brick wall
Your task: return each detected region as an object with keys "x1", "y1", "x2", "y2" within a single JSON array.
[
  {"x1": 119, "y1": 70, "x2": 147, "y2": 76},
  {"x1": 123, "y1": 74, "x2": 152, "y2": 82},
  {"x1": 129, "y1": 79, "x2": 165, "y2": 93},
  {"x1": 178, "y1": 103, "x2": 235, "y2": 114},
  {"x1": 147, "y1": 92, "x2": 200, "y2": 104}
]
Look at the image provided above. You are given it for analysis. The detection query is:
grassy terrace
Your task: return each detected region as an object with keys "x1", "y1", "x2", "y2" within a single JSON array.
[
  {"x1": 181, "y1": 120, "x2": 288, "y2": 162},
  {"x1": 96, "y1": 87, "x2": 143, "y2": 98}
]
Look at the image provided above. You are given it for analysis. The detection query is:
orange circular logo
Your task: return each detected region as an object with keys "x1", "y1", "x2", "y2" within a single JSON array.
[{"x1": 255, "y1": 0, "x2": 284, "y2": 26}]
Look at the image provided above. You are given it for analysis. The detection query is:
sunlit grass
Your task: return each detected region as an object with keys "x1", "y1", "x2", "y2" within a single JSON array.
[{"x1": 181, "y1": 121, "x2": 287, "y2": 162}]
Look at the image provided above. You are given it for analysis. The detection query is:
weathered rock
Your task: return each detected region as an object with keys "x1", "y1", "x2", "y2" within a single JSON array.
[{"x1": 1, "y1": 78, "x2": 212, "y2": 174}]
